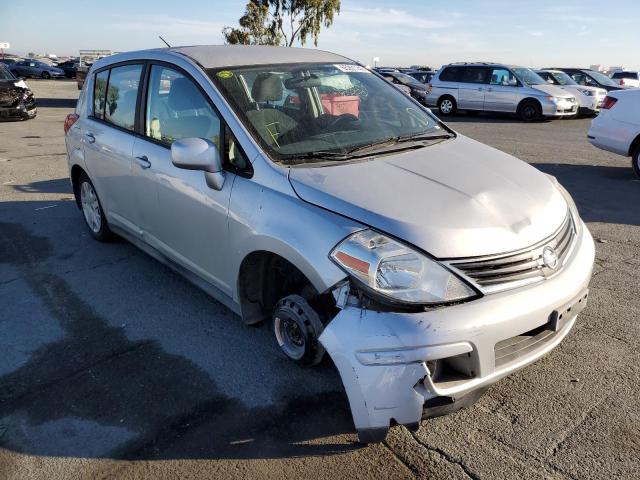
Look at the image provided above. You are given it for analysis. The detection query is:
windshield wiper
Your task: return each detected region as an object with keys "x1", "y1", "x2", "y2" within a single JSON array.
[
  {"x1": 395, "y1": 132, "x2": 454, "y2": 143},
  {"x1": 282, "y1": 132, "x2": 454, "y2": 165},
  {"x1": 346, "y1": 131, "x2": 453, "y2": 155},
  {"x1": 281, "y1": 150, "x2": 353, "y2": 164}
]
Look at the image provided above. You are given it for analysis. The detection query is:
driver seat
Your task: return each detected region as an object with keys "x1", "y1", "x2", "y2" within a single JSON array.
[{"x1": 246, "y1": 73, "x2": 297, "y2": 148}]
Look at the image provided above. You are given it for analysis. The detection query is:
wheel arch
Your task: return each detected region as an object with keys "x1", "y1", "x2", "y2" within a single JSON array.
[
  {"x1": 517, "y1": 97, "x2": 542, "y2": 112},
  {"x1": 627, "y1": 133, "x2": 640, "y2": 157},
  {"x1": 438, "y1": 93, "x2": 457, "y2": 105},
  {"x1": 236, "y1": 247, "x2": 339, "y2": 325},
  {"x1": 70, "y1": 164, "x2": 87, "y2": 209}
]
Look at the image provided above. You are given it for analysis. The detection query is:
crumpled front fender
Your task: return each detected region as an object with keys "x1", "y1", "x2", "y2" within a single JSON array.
[{"x1": 318, "y1": 307, "x2": 470, "y2": 442}]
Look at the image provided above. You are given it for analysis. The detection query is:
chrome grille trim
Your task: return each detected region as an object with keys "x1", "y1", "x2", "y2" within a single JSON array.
[{"x1": 446, "y1": 212, "x2": 576, "y2": 294}]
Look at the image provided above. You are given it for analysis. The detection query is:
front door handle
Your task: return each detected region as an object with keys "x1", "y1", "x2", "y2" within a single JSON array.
[
  {"x1": 135, "y1": 155, "x2": 151, "y2": 169},
  {"x1": 85, "y1": 132, "x2": 95, "y2": 144},
  {"x1": 486, "y1": 87, "x2": 493, "y2": 92},
  {"x1": 478, "y1": 87, "x2": 484, "y2": 91}
]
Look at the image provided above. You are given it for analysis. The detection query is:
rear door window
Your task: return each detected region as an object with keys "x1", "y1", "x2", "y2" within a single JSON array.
[{"x1": 104, "y1": 64, "x2": 143, "y2": 131}]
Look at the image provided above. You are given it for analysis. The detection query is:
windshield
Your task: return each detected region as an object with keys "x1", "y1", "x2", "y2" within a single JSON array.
[
  {"x1": 512, "y1": 67, "x2": 546, "y2": 85},
  {"x1": 550, "y1": 71, "x2": 577, "y2": 86},
  {"x1": 587, "y1": 70, "x2": 617, "y2": 87},
  {"x1": 392, "y1": 72, "x2": 424, "y2": 88},
  {"x1": 210, "y1": 63, "x2": 444, "y2": 164},
  {"x1": 0, "y1": 68, "x2": 15, "y2": 80}
]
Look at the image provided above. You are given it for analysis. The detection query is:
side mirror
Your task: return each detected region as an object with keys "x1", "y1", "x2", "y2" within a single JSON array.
[
  {"x1": 508, "y1": 78, "x2": 518, "y2": 87},
  {"x1": 171, "y1": 137, "x2": 225, "y2": 190}
]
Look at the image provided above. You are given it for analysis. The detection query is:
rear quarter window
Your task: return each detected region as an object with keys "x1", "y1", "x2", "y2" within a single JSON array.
[
  {"x1": 439, "y1": 67, "x2": 463, "y2": 82},
  {"x1": 93, "y1": 70, "x2": 109, "y2": 120}
]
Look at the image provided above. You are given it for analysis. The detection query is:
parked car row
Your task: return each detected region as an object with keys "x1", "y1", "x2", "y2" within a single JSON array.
[
  {"x1": 6, "y1": 59, "x2": 66, "y2": 79},
  {"x1": 425, "y1": 63, "x2": 579, "y2": 121},
  {"x1": 377, "y1": 62, "x2": 637, "y2": 122},
  {"x1": 0, "y1": 57, "x2": 79, "y2": 79}
]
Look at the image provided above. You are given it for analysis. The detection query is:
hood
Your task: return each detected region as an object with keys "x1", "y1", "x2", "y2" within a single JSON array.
[
  {"x1": 530, "y1": 83, "x2": 574, "y2": 98},
  {"x1": 288, "y1": 135, "x2": 567, "y2": 258},
  {"x1": 557, "y1": 84, "x2": 605, "y2": 96}
]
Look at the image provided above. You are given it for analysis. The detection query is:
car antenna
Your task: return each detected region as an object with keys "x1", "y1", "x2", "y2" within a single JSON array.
[{"x1": 159, "y1": 35, "x2": 171, "y2": 48}]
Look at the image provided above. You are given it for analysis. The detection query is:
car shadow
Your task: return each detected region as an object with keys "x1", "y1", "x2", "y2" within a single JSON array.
[
  {"x1": 35, "y1": 97, "x2": 77, "y2": 109},
  {"x1": 12, "y1": 178, "x2": 73, "y2": 194},
  {"x1": 533, "y1": 163, "x2": 640, "y2": 226},
  {"x1": 0, "y1": 200, "x2": 361, "y2": 461}
]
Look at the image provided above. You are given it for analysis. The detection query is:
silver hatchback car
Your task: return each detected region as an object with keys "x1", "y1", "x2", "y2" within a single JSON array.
[
  {"x1": 427, "y1": 62, "x2": 578, "y2": 121},
  {"x1": 64, "y1": 46, "x2": 594, "y2": 443}
]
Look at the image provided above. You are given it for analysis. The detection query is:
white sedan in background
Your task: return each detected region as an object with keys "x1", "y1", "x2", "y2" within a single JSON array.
[
  {"x1": 588, "y1": 89, "x2": 640, "y2": 177},
  {"x1": 537, "y1": 69, "x2": 607, "y2": 116}
]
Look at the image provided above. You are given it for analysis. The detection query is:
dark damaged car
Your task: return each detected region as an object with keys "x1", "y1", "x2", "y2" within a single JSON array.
[{"x1": 0, "y1": 66, "x2": 37, "y2": 120}]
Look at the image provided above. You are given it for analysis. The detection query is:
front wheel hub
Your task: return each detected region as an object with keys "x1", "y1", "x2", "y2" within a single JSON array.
[{"x1": 272, "y1": 294, "x2": 325, "y2": 366}]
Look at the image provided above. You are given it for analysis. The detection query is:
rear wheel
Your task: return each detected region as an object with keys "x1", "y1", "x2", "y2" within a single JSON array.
[
  {"x1": 438, "y1": 96, "x2": 457, "y2": 116},
  {"x1": 41, "y1": 71, "x2": 51, "y2": 79},
  {"x1": 78, "y1": 173, "x2": 112, "y2": 241},
  {"x1": 632, "y1": 146, "x2": 640, "y2": 178},
  {"x1": 517, "y1": 100, "x2": 541, "y2": 122}
]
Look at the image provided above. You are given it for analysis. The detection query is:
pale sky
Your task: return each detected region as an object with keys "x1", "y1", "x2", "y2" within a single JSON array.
[{"x1": 1, "y1": 0, "x2": 638, "y2": 69}]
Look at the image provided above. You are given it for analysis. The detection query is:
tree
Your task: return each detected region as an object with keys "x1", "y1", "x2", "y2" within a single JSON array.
[
  {"x1": 223, "y1": 0, "x2": 341, "y2": 47},
  {"x1": 222, "y1": 1, "x2": 281, "y2": 46}
]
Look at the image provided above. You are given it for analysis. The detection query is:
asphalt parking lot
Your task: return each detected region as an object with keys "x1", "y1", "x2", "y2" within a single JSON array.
[{"x1": 1, "y1": 80, "x2": 639, "y2": 480}]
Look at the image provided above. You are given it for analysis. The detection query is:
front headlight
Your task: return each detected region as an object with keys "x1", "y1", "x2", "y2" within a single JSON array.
[
  {"x1": 330, "y1": 230, "x2": 476, "y2": 305},
  {"x1": 578, "y1": 88, "x2": 594, "y2": 96},
  {"x1": 546, "y1": 174, "x2": 581, "y2": 234}
]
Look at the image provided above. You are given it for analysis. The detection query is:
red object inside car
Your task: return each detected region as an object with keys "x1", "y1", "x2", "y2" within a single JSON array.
[{"x1": 320, "y1": 94, "x2": 360, "y2": 117}]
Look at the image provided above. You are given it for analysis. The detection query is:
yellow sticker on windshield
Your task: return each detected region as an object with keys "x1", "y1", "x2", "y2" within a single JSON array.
[{"x1": 217, "y1": 70, "x2": 234, "y2": 79}]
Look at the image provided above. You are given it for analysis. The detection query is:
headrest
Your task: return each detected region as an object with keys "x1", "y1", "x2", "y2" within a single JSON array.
[
  {"x1": 168, "y1": 77, "x2": 202, "y2": 111},
  {"x1": 252, "y1": 73, "x2": 283, "y2": 102}
]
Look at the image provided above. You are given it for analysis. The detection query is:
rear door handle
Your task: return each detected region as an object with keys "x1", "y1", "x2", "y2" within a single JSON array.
[
  {"x1": 135, "y1": 155, "x2": 151, "y2": 169},
  {"x1": 85, "y1": 132, "x2": 95, "y2": 144}
]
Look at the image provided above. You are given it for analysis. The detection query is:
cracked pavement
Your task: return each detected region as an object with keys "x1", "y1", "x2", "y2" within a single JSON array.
[{"x1": 1, "y1": 80, "x2": 639, "y2": 479}]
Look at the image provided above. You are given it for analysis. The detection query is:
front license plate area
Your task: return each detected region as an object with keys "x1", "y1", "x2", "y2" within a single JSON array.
[{"x1": 550, "y1": 289, "x2": 589, "y2": 332}]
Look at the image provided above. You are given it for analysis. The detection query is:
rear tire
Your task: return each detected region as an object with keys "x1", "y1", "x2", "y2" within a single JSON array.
[
  {"x1": 41, "y1": 71, "x2": 51, "y2": 79},
  {"x1": 632, "y1": 147, "x2": 640, "y2": 178},
  {"x1": 438, "y1": 96, "x2": 457, "y2": 116},
  {"x1": 517, "y1": 100, "x2": 541, "y2": 122},
  {"x1": 78, "y1": 173, "x2": 112, "y2": 242}
]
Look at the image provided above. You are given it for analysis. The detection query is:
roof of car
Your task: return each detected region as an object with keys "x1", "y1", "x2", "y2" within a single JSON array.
[
  {"x1": 173, "y1": 45, "x2": 353, "y2": 68},
  {"x1": 103, "y1": 45, "x2": 354, "y2": 70}
]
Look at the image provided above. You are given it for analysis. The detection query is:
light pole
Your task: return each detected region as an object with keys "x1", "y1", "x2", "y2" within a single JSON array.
[{"x1": 372, "y1": 56, "x2": 380, "y2": 68}]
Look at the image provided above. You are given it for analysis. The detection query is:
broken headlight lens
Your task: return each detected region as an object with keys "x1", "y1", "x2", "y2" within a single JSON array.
[{"x1": 330, "y1": 230, "x2": 476, "y2": 305}]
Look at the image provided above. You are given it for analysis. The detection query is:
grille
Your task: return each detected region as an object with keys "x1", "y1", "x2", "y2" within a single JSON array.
[
  {"x1": 448, "y1": 212, "x2": 576, "y2": 293},
  {"x1": 494, "y1": 323, "x2": 556, "y2": 369}
]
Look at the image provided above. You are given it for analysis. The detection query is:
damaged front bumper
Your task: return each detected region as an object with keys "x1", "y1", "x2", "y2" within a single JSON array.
[{"x1": 319, "y1": 222, "x2": 594, "y2": 442}]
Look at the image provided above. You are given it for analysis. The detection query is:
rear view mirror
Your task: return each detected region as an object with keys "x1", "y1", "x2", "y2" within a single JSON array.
[{"x1": 171, "y1": 137, "x2": 225, "y2": 190}]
